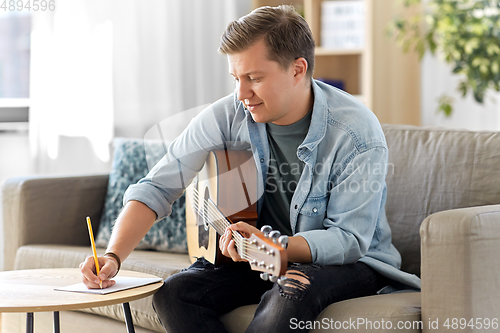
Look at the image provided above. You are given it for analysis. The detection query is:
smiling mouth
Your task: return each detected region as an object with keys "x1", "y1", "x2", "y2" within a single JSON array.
[{"x1": 246, "y1": 102, "x2": 263, "y2": 111}]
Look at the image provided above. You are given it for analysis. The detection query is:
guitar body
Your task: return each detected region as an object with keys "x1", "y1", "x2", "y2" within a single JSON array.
[{"x1": 186, "y1": 150, "x2": 258, "y2": 265}]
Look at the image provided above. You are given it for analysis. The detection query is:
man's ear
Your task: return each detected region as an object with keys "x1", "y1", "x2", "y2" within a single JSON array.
[{"x1": 293, "y1": 57, "x2": 308, "y2": 84}]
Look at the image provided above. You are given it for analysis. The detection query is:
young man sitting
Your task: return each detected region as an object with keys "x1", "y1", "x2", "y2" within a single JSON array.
[{"x1": 80, "y1": 5, "x2": 420, "y2": 333}]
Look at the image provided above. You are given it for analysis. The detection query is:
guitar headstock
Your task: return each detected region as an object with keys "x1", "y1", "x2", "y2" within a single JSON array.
[{"x1": 245, "y1": 227, "x2": 288, "y2": 282}]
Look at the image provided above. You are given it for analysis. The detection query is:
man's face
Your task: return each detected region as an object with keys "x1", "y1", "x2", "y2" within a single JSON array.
[{"x1": 227, "y1": 39, "x2": 298, "y2": 125}]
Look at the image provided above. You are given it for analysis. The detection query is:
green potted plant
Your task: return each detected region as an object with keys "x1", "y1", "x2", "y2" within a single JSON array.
[{"x1": 387, "y1": 0, "x2": 500, "y2": 116}]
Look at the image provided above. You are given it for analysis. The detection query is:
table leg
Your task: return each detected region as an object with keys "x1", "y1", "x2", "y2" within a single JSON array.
[
  {"x1": 26, "y1": 312, "x2": 34, "y2": 333},
  {"x1": 53, "y1": 311, "x2": 60, "y2": 333},
  {"x1": 122, "y1": 302, "x2": 135, "y2": 333}
]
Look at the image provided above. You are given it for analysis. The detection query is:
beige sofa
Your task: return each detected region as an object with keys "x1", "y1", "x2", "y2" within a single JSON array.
[{"x1": 2, "y1": 124, "x2": 500, "y2": 333}]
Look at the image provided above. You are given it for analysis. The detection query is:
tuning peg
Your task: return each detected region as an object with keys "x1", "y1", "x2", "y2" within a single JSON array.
[
  {"x1": 269, "y1": 230, "x2": 281, "y2": 243},
  {"x1": 260, "y1": 273, "x2": 269, "y2": 281},
  {"x1": 278, "y1": 235, "x2": 289, "y2": 249},
  {"x1": 269, "y1": 275, "x2": 278, "y2": 283},
  {"x1": 260, "y1": 225, "x2": 272, "y2": 237},
  {"x1": 277, "y1": 276, "x2": 287, "y2": 286}
]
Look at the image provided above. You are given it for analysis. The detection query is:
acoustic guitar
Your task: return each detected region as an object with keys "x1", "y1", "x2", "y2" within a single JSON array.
[{"x1": 186, "y1": 150, "x2": 288, "y2": 280}]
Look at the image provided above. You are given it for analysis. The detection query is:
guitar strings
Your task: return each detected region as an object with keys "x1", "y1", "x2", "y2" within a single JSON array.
[
  {"x1": 190, "y1": 188, "x2": 229, "y2": 234},
  {"x1": 190, "y1": 191, "x2": 267, "y2": 258},
  {"x1": 190, "y1": 188, "x2": 273, "y2": 262},
  {"x1": 190, "y1": 187, "x2": 253, "y2": 247},
  {"x1": 190, "y1": 188, "x2": 249, "y2": 251},
  {"x1": 190, "y1": 197, "x2": 258, "y2": 262},
  {"x1": 191, "y1": 195, "x2": 268, "y2": 259},
  {"x1": 189, "y1": 187, "x2": 267, "y2": 259}
]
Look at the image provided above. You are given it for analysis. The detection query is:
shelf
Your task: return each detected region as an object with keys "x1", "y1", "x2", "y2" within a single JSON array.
[
  {"x1": 315, "y1": 47, "x2": 364, "y2": 56},
  {"x1": 314, "y1": 54, "x2": 361, "y2": 95}
]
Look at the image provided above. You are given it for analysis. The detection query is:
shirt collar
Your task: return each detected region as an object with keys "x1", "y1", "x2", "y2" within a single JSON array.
[{"x1": 298, "y1": 79, "x2": 328, "y2": 152}]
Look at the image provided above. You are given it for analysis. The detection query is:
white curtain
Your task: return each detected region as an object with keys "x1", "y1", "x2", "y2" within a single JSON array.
[
  {"x1": 30, "y1": 0, "x2": 251, "y2": 175},
  {"x1": 30, "y1": 0, "x2": 114, "y2": 174}
]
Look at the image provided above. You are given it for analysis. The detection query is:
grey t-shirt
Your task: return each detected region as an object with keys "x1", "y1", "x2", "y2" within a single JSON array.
[{"x1": 259, "y1": 110, "x2": 312, "y2": 235}]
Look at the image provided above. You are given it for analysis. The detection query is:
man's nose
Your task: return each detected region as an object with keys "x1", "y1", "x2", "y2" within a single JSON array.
[{"x1": 237, "y1": 81, "x2": 253, "y2": 102}]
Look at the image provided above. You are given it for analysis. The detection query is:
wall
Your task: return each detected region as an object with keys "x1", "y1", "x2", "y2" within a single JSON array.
[{"x1": 421, "y1": 52, "x2": 500, "y2": 131}]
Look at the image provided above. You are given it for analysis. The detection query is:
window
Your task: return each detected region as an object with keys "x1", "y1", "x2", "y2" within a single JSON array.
[{"x1": 0, "y1": 10, "x2": 31, "y2": 128}]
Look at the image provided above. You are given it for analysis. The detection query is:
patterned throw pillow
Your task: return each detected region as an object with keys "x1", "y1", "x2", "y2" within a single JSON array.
[{"x1": 95, "y1": 138, "x2": 188, "y2": 253}]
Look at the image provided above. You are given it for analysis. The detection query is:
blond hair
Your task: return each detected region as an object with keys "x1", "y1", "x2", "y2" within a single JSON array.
[{"x1": 219, "y1": 5, "x2": 315, "y2": 78}]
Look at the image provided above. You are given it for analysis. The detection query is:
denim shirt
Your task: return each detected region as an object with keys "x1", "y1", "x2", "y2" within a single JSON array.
[{"x1": 124, "y1": 80, "x2": 421, "y2": 290}]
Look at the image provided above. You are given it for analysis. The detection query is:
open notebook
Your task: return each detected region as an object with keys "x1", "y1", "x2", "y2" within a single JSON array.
[{"x1": 55, "y1": 276, "x2": 163, "y2": 295}]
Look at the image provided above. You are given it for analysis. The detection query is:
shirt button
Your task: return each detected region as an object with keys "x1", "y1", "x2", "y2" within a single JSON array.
[
  {"x1": 260, "y1": 158, "x2": 264, "y2": 163},
  {"x1": 294, "y1": 205, "x2": 298, "y2": 209},
  {"x1": 312, "y1": 207, "x2": 318, "y2": 213}
]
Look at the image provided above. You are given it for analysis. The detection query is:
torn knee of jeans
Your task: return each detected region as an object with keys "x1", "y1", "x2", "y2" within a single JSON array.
[{"x1": 280, "y1": 269, "x2": 311, "y2": 299}]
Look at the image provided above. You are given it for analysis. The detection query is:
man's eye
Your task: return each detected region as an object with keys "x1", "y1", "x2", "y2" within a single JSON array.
[{"x1": 250, "y1": 78, "x2": 260, "y2": 82}]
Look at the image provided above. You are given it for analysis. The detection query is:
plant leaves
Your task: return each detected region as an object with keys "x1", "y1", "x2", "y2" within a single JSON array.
[{"x1": 387, "y1": 0, "x2": 500, "y2": 115}]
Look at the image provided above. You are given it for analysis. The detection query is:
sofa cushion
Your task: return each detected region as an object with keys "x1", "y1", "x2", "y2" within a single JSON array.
[
  {"x1": 382, "y1": 124, "x2": 500, "y2": 277},
  {"x1": 95, "y1": 138, "x2": 188, "y2": 253},
  {"x1": 221, "y1": 292, "x2": 421, "y2": 333},
  {"x1": 14, "y1": 244, "x2": 191, "y2": 279}
]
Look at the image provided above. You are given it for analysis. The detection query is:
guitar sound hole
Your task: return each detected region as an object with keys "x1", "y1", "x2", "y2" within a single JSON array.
[{"x1": 197, "y1": 186, "x2": 211, "y2": 249}]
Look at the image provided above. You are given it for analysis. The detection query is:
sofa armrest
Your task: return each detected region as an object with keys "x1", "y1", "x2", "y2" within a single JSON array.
[
  {"x1": 420, "y1": 204, "x2": 500, "y2": 332},
  {"x1": 1, "y1": 174, "x2": 109, "y2": 271}
]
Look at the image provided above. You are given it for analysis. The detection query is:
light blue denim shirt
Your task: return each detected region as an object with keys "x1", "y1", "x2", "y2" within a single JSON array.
[{"x1": 124, "y1": 80, "x2": 421, "y2": 290}]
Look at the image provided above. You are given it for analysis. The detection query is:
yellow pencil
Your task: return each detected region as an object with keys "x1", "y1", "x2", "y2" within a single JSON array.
[{"x1": 86, "y1": 216, "x2": 102, "y2": 289}]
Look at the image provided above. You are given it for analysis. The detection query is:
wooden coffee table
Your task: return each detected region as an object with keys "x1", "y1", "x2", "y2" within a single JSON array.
[{"x1": 0, "y1": 268, "x2": 164, "y2": 333}]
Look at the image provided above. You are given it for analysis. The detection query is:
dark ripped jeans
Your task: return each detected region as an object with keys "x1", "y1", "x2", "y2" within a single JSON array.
[{"x1": 152, "y1": 257, "x2": 384, "y2": 333}]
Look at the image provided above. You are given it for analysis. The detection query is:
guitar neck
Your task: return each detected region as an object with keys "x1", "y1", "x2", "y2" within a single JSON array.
[{"x1": 191, "y1": 189, "x2": 253, "y2": 257}]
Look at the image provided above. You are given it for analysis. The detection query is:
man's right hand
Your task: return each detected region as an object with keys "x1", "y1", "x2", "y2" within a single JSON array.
[
  {"x1": 79, "y1": 255, "x2": 119, "y2": 289},
  {"x1": 78, "y1": 200, "x2": 157, "y2": 289}
]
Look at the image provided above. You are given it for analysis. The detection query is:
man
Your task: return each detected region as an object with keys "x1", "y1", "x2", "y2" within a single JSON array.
[{"x1": 80, "y1": 5, "x2": 420, "y2": 332}]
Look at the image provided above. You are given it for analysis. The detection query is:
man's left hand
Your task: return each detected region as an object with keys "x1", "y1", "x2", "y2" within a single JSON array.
[{"x1": 219, "y1": 222, "x2": 261, "y2": 262}]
